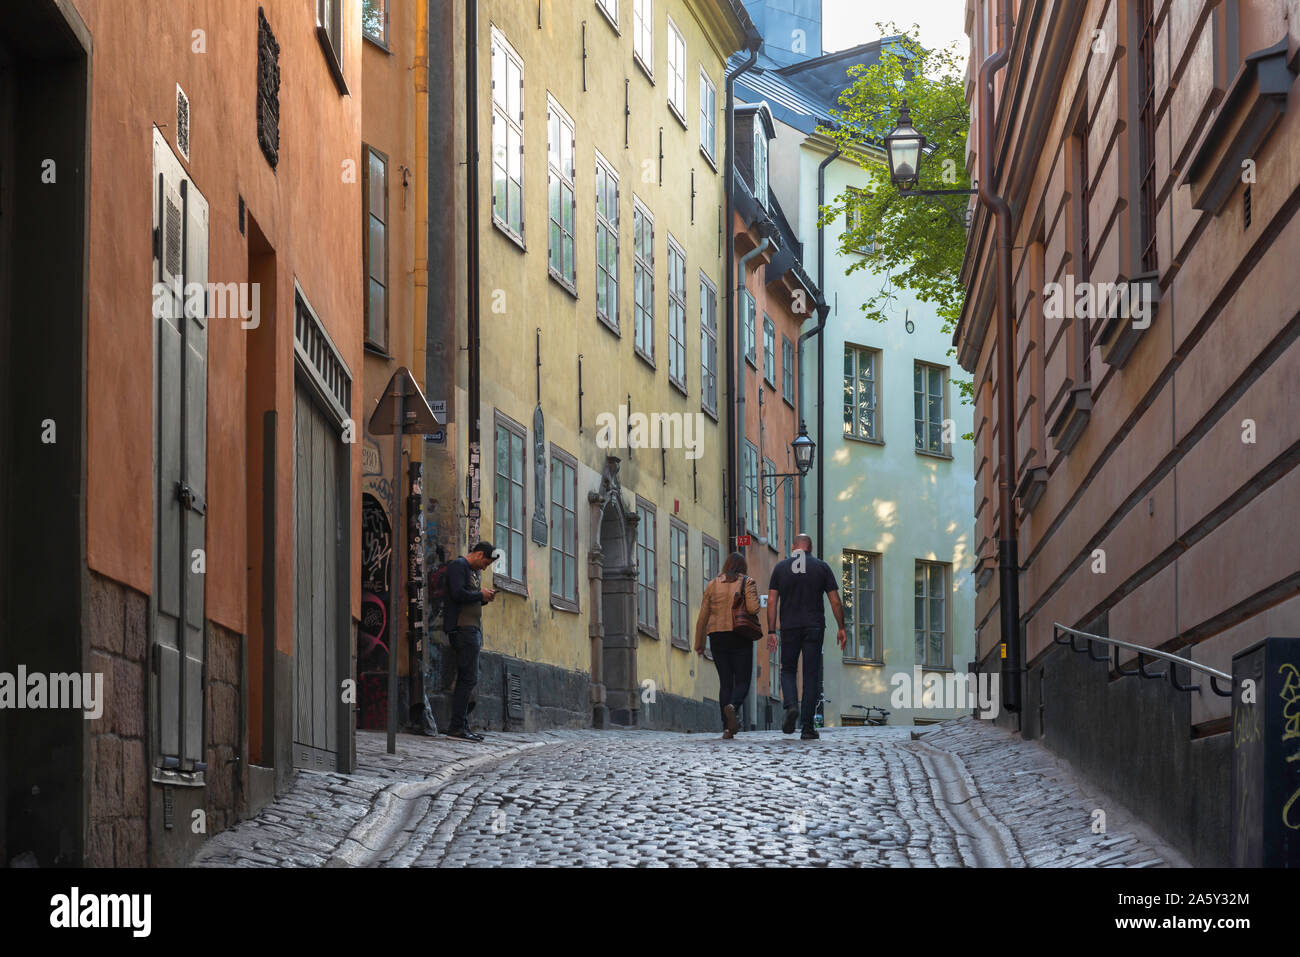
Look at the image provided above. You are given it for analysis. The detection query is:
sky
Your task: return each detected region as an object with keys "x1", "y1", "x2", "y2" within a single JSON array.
[{"x1": 822, "y1": 0, "x2": 969, "y2": 61}]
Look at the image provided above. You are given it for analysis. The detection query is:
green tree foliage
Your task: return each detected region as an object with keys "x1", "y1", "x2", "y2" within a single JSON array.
[{"x1": 820, "y1": 24, "x2": 973, "y2": 407}]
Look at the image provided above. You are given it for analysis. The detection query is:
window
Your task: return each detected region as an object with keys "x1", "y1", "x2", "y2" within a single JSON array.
[
  {"x1": 763, "y1": 314, "x2": 776, "y2": 386},
  {"x1": 914, "y1": 363, "x2": 947, "y2": 455},
  {"x1": 783, "y1": 480, "x2": 795, "y2": 555},
  {"x1": 1075, "y1": 109, "x2": 1093, "y2": 384},
  {"x1": 701, "y1": 534, "x2": 720, "y2": 589},
  {"x1": 742, "y1": 441, "x2": 759, "y2": 534},
  {"x1": 636, "y1": 498, "x2": 658, "y2": 634},
  {"x1": 753, "y1": 120, "x2": 768, "y2": 207},
  {"x1": 667, "y1": 236, "x2": 687, "y2": 391},
  {"x1": 699, "y1": 273, "x2": 718, "y2": 415},
  {"x1": 781, "y1": 335, "x2": 794, "y2": 404},
  {"x1": 633, "y1": 198, "x2": 654, "y2": 364},
  {"x1": 549, "y1": 447, "x2": 578, "y2": 611},
  {"x1": 699, "y1": 69, "x2": 717, "y2": 165},
  {"x1": 493, "y1": 412, "x2": 527, "y2": 590},
  {"x1": 548, "y1": 96, "x2": 577, "y2": 292},
  {"x1": 1136, "y1": 0, "x2": 1157, "y2": 274},
  {"x1": 362, "y1": 0, "x2": 388, "y2": 47},
  {"x1": 595, "y1": 152, "x2": 620, "y2": 332},
  {"x1": 914, "y1": 561, "x2": 949, "y2": 668},
  {"x1": 491, "y1": 29, "x2": 525, "y2": 243},
  {"x1": 844, "y1": 345, "x2": 878, "y2": 440},
  {"x1": 633, "y1": 0, "x2": 653, "y2": 76},
  {"x1": 842, "y1": 551, "x2": 879, "y2": 661},
  {"x1": 669, "y1": 519, "x2": 690, "y2": 648},
  {"x1": 596, "y1": 0, "x2": 618, "y2": 29},
  {"x1": 845, "y1": 186, "x2": 876, "y2": 254},
  {"x1": 363, "y1": 145, "x2": 389, "y2": 350},
  {"x1": 316, "y1": 0, "x2": 346, "y2": 92},
  {"x1": 763, "y1": 457, "x2": 778, "y2": 545},
  {"x1": 742, "y1": 291, "x2": 756, "y2": 366},
  {"x1": 667, "y1": 19, "x2": 686, "y2": 123}
]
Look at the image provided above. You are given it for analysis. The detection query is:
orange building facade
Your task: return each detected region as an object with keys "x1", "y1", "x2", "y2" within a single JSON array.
[
  {"x1": 731, "y1": 102, "x2": 820, "y2": 726},
  {"x1": 0, "y1": 0, "x2": 364, "y2": 866}
]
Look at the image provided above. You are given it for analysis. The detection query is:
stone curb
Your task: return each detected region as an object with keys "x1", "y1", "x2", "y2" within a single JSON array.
[
  {"x1": 912, "y1": 739, "x2": 1026, "y2": 867},
  {"x1": 326, "y1": 738, "x2": 553, "y2": 867}
]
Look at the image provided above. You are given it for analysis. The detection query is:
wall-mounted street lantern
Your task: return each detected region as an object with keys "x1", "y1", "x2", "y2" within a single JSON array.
[
  {"x1": 761, "y1": 421, "x2": 816, "y2": 498},
  {"x1": 883, "y1": 100, "x2": 977, "y2": 198},
  {"x1": 883, "y1": 100, "x2": 925, "y2": 187}
]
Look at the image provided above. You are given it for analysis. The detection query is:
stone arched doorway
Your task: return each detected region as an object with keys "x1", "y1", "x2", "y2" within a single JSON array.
[{"x1": 587, "y1": 456, "x2": 640, "y2": 728}]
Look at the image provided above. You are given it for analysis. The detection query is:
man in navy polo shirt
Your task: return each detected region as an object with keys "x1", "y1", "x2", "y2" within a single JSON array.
[{"x1": 766, "y1": 534, "x2": 847, "y2": 739}]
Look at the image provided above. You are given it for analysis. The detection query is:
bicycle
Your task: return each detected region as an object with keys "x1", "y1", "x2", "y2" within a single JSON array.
[{"x1": 851, "y1": 704, "x2": 891, "y2": 726}]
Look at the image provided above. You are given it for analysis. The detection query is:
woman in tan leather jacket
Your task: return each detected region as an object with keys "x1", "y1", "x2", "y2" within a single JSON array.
[{"x1": 694, "y1": 551, "x2": 761, "y2": 738}]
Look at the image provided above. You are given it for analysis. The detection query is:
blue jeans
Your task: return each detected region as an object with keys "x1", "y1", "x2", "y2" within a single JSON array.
[
  {"x1": 781, "y1": 626, "x2": 823, "y2": 730},
  {"x1": 446, "y1": 626, "x2": 481, "y2": 732}
]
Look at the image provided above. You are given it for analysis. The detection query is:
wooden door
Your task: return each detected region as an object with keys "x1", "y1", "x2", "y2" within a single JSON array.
[{"x1": 293, "y1": 382, "x2": 342, "y2": 769}]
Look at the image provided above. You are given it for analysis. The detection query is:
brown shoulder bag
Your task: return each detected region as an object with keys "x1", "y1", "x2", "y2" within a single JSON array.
[{"x1": 730, "y1": 576, "x2": 763, "y2": 641}]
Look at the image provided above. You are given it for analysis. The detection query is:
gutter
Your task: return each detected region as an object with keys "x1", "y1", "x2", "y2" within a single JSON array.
[
  {"x1": 797, "y1": 146, "x2": 840, "y2": 554},
  {"x1": 977, "y1": 0, "x2": 1022, "y2": 714},
  {"x1": 465, "y1": 0, "x2": 481, "y2": 539},
  {"x1": 724, "y1": 37, "x2": 762, "y2": 546}
]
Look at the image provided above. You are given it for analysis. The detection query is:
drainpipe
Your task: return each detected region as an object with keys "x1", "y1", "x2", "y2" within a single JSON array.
[
  {"x1": 797, "y1": 146, "x2": 840, "y2": 550},
  {"x1": 977, "y1": 0, "x2": 1022, "y2": 713},
  {"x1": 465, "y1": 0, "x2": 482, "y2": 541},
  {"x1": 724, "y1": 40, "x2": 761, "y2": 545}
]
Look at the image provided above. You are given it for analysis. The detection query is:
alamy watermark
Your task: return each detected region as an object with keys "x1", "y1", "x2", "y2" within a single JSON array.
[
  {"x1": 0, "y1": 666, "x2": 103, "y2": 719},
  {"x1": 1043, "y1": 274, "x2": 1153, "y2": 329},
  {"x1": 152, "y1": 278, "x2": 260, "y2": 329},
  {"x1": 889, "y1": 666, "x2": 1000, "y2": 719},
  {"x1": 594, "y1": 404, "x2": 705, "y2": 460}
]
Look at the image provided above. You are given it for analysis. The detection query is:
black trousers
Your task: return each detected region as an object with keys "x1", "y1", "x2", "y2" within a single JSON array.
[
  {"x1": 710, "y1": 631, "x2": 752, "y2": 727},
  {"x1": 781, "y1": 625, "x2": 824, "y2": 730},
  {"x1": 446, "y1": 626, "x2": 481, "y2": 732}
]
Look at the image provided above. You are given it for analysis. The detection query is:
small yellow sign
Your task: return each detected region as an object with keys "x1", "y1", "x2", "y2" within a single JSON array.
[{"x1": 1000, "y1": 643, "x2": 1007, "y2": 659}]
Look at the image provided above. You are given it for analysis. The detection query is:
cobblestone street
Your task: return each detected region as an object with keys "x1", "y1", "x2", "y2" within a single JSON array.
[{"x1": 192, "y1": 718, "x2": 1184, "y2": 868}]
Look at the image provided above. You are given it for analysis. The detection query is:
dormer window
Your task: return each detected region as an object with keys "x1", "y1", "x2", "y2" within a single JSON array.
[{"x1": 753, "y1": 120, "x2": 768, "y2": 208}]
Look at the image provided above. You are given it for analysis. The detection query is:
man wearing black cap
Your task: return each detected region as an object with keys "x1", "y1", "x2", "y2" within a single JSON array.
[{"x1": 442, "y1": 541, "x2": 497, "y2": 740}]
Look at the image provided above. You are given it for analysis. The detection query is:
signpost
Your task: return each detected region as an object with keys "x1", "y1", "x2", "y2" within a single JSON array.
[{"x1": 369, "y1": 367, "x2": 444, "y2": 754}]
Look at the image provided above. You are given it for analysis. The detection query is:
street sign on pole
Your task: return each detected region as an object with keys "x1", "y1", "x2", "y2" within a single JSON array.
[{"x1": 368, "y1": 368, "x2": 443, "y2": 755}]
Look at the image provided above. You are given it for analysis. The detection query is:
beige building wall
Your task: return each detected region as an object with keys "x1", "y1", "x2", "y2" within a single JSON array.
[{"x1": 444, "y1": 0, "x2": 750, "y2": 726}]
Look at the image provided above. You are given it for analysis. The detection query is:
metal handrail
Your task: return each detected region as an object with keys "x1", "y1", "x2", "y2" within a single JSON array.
[{"x1": 1052, "y1": 623, "x2": 1233, "y2": 697}]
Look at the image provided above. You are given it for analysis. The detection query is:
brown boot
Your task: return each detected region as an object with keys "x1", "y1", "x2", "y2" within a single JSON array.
[{"x1": 723, "y1": 703, "x2": 739, "y2": 738}]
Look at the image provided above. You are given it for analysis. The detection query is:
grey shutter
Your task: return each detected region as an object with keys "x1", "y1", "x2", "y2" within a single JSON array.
[
  {"x1": 150, "y1": 127, "x2": 208, "y2": 773},
  {"x1": 182, "y1": 175, "x2": 209, "y2": 768},
  {"x1": 153, "y1": 130, "x2": 184, "y2": 764}
]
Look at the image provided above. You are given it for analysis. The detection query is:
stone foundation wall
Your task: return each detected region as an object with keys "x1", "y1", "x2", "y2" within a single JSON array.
[
  {"x1": 85, "y1": 571, "x2": 149, "y2": 867},
  {"x1": 84, "y1": 570, "x2": 247, "y2": 866},
  {"x1": 426, "y1": 640, "x2": 719, "y2": 733}
]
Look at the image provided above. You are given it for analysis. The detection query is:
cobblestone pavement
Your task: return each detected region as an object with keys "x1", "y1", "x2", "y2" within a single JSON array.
[{"x1": 192, "y1": 718, "x2": 1182, "y2": 868}]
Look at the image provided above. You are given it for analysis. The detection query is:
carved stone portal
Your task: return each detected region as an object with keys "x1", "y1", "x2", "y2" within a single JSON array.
[{"x1": 587, "y1": 456, "x2": 639, "y2": 727}]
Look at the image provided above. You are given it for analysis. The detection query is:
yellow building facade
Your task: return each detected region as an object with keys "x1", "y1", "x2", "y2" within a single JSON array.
[{"x1": 437, "y1": 0, "x2": 754, "y2": 729}]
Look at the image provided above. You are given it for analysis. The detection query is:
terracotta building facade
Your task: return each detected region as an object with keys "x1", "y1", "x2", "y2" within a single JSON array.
[
  {"x1": 957, "y1": 0, "x2": 1300, "y2": 865},
  {"x1": 0, "y1": 0, "x2": 364, "y2": 866}
]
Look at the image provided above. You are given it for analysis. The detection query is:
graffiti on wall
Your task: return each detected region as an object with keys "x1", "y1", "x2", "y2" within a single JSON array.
[{"x1": 360, "y1": 494, "x2": 391, "y2": 672}]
